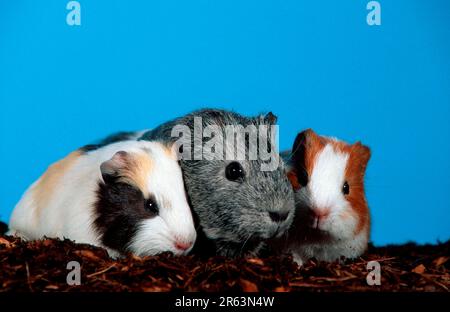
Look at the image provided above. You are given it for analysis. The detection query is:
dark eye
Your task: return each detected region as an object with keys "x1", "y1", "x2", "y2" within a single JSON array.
[
  {"x1": 225, "y1": 162, "x2": 245, "y2": 182},
  {"x1": 342, "y1": 181, "x2": 350, "y2": 195},
  {"x1": 144, "y1": 197, "x2": 159, "y2": 215}
]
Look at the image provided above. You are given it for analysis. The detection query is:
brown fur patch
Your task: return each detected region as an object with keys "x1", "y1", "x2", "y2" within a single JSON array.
[
  {"x1": 31, "y1": 150, "x2": 82, "y2": 218},
  {"x1": 344, "y1": 142, "x2": 371, "y2": 236},
  {"x1": 303, "y1": 130, "x2": 326, "y2": 177},
  {"x1": 115, "y1": 151, "x2": 153, "y2": 197},
  {"x1": 163, "y1": 143, "x2": 178, "y2": 161},
  {"x1": 287, "y1": 171, "x2": 300, "y2": 191}
]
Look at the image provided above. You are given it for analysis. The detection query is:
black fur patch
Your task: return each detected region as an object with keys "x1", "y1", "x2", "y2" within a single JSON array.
[
  {"x1": 79, "y1": 144, "x2": 100, "y2": 152},
  {"x1": 80, "y1": 131, "x2": 138, "y2": 153},
  {"x1": 291, "y1": 131, "x2": 309, "y2": 187},
  {"x1": 0, "y1": 221, "x2": 8, "y2": 235},
  {"x1": 93, "y1": 181, "x2": 157, "y2": 254}
]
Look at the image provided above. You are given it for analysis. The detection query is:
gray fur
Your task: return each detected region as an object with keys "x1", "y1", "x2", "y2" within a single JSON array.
[{"x1": 137, "y1": 108, "x2": 296, "y2": 257}]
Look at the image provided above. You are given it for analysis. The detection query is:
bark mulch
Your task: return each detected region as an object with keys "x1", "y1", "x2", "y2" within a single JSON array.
[{"x1": 0, "y1": 232, "x2": 448, "y2": 292}]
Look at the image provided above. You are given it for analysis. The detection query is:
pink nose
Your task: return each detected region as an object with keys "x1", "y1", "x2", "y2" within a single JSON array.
[
  {"x1": 313, "y1": 209, "x2": 330, "y2": 219},
  {"x1": 310, "y1": 209, "x2": 330, "y2": 228},
  {"x1": 174, "y1": 241, "x2": 193, "y2": 251}
]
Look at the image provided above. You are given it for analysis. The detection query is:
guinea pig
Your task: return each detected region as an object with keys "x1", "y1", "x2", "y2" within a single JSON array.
[
  {"x1": 92, "y1": 109, "x2": 296, "y2": 257},
  {"x1": 8, "y1": 140, "x2": 197, "y2": 258},
  {"x1": 282, "y1": 129, "x2": 371, "y2": 265}
]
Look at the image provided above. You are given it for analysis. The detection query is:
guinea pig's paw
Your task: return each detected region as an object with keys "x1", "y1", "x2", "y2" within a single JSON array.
[
  {"x1": 292, "y1": 253, "x2": 304, "y2": 267},
  {"x1": 105, "y1": 248, "x2": 122, "y2": 260},
  {"x1": 5, "y1": 229, "x2": 16, "y2": 237},
  {"x1": 6, "y1": 229, "x2": 29, "y2": 241}
]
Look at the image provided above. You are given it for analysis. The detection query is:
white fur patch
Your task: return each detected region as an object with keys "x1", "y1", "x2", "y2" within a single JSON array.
[
  {"x1": 309, "y1": 144, "x2": 349, "y2": 216},
  {"x1": 307, "y1": 144, "x2": 357, "y2": 237}
]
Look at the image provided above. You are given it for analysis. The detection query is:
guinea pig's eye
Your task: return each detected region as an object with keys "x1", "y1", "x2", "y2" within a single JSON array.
[
  {"x1": 342, "y1": 181, "x2": 350, "y2": 195},
  {"x1": 144, "y1": 197, "x2": 159, "y2": 215},
  {"x1": 225, "y1": 161, "x2": 245, "y2": 182}
]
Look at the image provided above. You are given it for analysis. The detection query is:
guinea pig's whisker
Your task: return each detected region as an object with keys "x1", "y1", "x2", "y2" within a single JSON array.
[
  {"x1": 239, "y1": 233, "x2": 253, "y2": 257},
  {"x1": 216, "y1": 243, "x2": 226, "y2": 254},
  {"x1": 284, "y1": 227, "x2": 290, "y2": 242}
]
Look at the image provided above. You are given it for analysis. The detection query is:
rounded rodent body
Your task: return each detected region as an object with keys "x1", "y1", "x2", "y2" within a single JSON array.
[
  {"x1": 94, "y1": 108, "x2": 296, "y2": 257},
  {"x1": 282, "y1": 129, "x2": 371, "y2": 264},
  {"x1": 9, "y1": 140, "x2": 196, "y2": 257}
]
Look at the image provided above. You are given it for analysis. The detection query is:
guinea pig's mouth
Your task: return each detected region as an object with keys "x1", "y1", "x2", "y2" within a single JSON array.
[
  {"x1": 262, "y1": 223, "x2": 290, "y2": 240},
  {"x1": 301, "y1": 227, "x2": 333, "y2": 242},
  {"x1": 269, "y1": 225, "x2": 284, "y2": 239}
]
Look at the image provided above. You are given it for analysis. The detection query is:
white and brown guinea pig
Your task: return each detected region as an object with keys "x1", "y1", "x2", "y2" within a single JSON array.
[
  {"x1": 283, "y1": 129, "x2": 371, "y2": 265},
  {"x1": 8, "y1": 140, "x2": 197, "y2": 258}
]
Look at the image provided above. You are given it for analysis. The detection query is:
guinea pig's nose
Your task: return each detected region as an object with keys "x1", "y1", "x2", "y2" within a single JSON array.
[
  {"x1": 309, "y1": 208, "x2": 330, "y2": 228},
  {"x1": 174, "y1": 240, "x2": 193, "y2": 251},
  {"x1": 311, "y1": 208, "x2": 330, "y2": 219},
  {"x1": 269, "y1": 211, "x2": 289, "y2": 223}
]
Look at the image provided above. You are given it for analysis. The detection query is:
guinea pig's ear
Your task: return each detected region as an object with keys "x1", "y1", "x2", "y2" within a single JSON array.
[
  {"x1": 290, "y1": 129, "x2": 312, "y2": 187},
  {"x1": 291, "y1": 129, "x2": 323, "y2": 159},
  {"x1": 264, "y1": 112, "x2": 278, "y2": 125},
  {"x1": 100, "y1": 151, "x2": 129, "y2": 184},
  {"x1": 290, "y1": 129, "x2": 325, "y2": 187},
  {"x1": 292, "y1": 129, "x2": 307, "y2": 153},
  {"x1": 352, "y1": 142, "x2": 371, "y2": 171},
  {"x1": 255, "y1": 112, "x2": 278, "y2": 128}
]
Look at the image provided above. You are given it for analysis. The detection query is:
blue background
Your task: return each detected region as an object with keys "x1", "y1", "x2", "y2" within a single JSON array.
[{"x1": 1, "y1": 1, "x2": 449, "y2": 246}]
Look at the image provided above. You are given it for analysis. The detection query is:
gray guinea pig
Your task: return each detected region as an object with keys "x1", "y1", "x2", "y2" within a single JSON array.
[{"x1": 96, "y1": 109, "x2": 296, "y2": 257}]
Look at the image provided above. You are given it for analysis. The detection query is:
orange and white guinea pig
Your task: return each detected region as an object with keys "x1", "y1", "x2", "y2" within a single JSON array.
[
  {"x1": 283, "y1": 129, "x2": 371, "y2": 265},
  {"x1": 8, "y1": 140, "x2": 197, "y2": 258}
]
